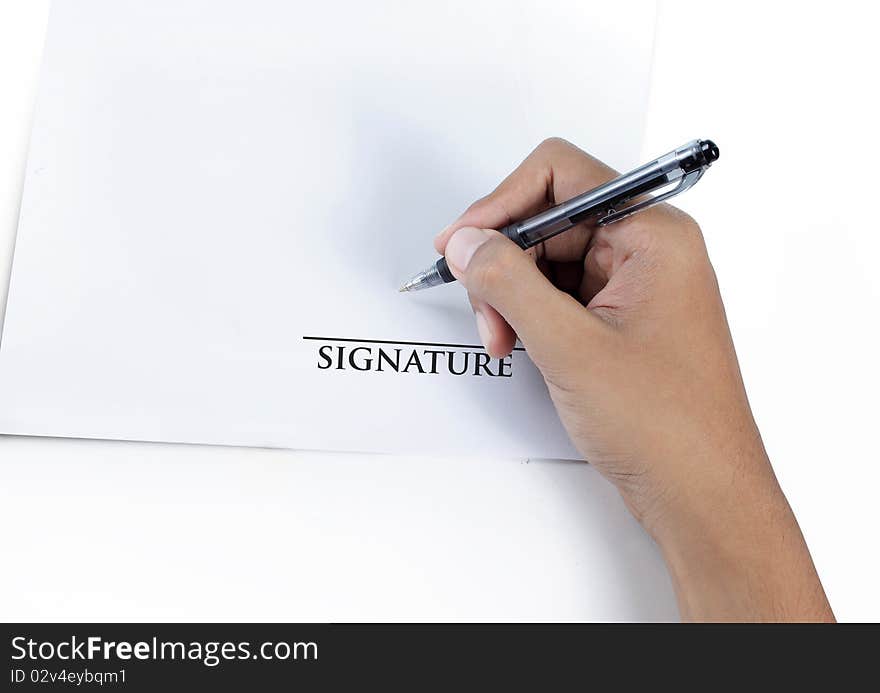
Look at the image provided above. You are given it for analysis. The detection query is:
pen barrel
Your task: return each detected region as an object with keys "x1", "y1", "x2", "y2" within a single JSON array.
[
  {"x1": 436, "y1": 257, "x2": 456, "y2": 283},
  {"x1": 500, "y1": 222, "x2": 529, "y2": 249}
]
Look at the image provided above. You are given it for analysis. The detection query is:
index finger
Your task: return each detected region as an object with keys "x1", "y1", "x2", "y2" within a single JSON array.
[{"x1": 434, "y1": 137, "x2": 619, "y2": 263}]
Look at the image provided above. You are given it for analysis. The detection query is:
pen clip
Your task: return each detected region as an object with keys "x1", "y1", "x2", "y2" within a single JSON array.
[{"x1": 597, "y1": 168, "x2": 705, "y2": 226}]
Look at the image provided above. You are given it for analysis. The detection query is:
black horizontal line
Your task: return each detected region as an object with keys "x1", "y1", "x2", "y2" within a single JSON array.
[{"x1": 302, "y1": 336, "x2": 526, "y2": 351}]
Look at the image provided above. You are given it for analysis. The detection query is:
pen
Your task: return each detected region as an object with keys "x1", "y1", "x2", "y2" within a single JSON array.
[{"x1": 399, "y1": 139, "x2": 719, "y2": 292}]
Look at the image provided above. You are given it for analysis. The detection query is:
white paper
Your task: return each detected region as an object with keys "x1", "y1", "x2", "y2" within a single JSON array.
[{"x1": 0, "y1": 0, "x2": 656, "y2": 458}]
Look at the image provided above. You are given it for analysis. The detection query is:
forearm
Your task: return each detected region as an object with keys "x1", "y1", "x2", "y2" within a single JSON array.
[{"x1": 651, "y1": 452, "x2": 834, "y2": 622}]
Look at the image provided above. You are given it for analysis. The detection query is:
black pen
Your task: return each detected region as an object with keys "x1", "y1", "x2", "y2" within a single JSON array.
[{"x1": 399, "y1": 139, "x2": 719, "y2": 292}]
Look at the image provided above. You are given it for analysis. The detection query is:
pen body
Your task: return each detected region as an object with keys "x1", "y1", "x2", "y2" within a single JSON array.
[
  {"x1": 408, "y1": 139, "x2": 718, "y2": 292},
  {"x1": 506, "y1": 142, "x2": 704, "y2": 249}
]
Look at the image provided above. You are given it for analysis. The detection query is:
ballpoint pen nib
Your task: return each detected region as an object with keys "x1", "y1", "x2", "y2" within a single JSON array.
[
  {"x1": 398, "y1": 274, "x2": 422, "y2": 293},
  {"x1": 399, "y1": 265, "x2": 442, "y2": 293}
]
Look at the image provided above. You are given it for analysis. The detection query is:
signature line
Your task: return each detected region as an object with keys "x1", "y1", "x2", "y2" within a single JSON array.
[{"x1": 302, "y1": 336, "x2": 526, "y2": 352}]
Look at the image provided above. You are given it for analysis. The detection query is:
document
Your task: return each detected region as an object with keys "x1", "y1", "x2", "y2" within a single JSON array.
[{"x1": 0, "y1": 0, "x2": 657, "y2": 458}]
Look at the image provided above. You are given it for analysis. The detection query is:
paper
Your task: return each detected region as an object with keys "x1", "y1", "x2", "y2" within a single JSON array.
[{"x1": 0, "y1": 0, "x2": 656, "y2": 458}]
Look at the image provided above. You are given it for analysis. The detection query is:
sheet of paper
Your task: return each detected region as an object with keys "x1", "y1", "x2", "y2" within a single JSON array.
[{"x1": 0, "y1": 0, "x2": 656, "y2": 458}]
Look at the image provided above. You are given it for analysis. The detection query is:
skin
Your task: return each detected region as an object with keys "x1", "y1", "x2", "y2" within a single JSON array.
[{"x1": 434, "y1": 138, "x2": 834, "y2": 622}]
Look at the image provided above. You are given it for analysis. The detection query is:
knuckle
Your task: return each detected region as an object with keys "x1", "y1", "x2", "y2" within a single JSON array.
[
  {"x1": 464, "y1": 195, "x2": 489, "y2": 215},
  {"x1": 468, "y1": 240, "x2": 518, "y2": 292},
  {"x1": 670, "y1": 208, "x2": 703, "y2": 242},
  {"x1": 536, "y1": 136, "x2": 571, "y2": 156},
  {"x1": 632, "y1": 205, "x2": 707, "y2": 259},
  {"x1": 470, "y1": 256, "x2": 503, "y2": 293},
  {"x1": 652, "y1": 211, "x2": 715, "y2": 284},
  {"x1": 461, "y1": 194, "x2": 505, "y2": 228},
  {"x1": 618, "y1": 206, "x2": 715, "y2": 290},
  {"x1": 673, "y1": 218, "x2": 708, "y2": 262}
]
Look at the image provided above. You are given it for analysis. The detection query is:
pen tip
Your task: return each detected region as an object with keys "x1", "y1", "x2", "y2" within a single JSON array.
[{"x1": 398, "y1": 285, "x2": 409, "y2": 293}]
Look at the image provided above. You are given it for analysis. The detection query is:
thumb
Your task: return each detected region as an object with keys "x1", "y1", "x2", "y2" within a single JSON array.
[{"x1": 444, "y1": 226, "x2": 608, "y2": 370}]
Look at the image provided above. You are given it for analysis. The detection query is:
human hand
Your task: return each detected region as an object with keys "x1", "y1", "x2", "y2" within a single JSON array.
[{"x1": 434, "y1": 138, "x2": 833, "y2": 621}]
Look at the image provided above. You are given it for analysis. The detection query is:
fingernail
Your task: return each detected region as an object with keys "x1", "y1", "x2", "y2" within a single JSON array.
[
  {"x1": 445, "y1": 226, "x2": 490, "y2": 273},
  {"x1": 474, "y1": 309, "x2": 493, "y2": 351}
]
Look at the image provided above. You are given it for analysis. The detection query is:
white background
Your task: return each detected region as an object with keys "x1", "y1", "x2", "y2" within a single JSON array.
[{"x1": 1, "y1": 1, "x2": 878, "y2": 621}]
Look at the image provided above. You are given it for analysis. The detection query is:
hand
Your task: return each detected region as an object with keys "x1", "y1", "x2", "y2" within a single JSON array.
[{"x1": 435, "y1": 138, "x2": 833, "y2": 621}]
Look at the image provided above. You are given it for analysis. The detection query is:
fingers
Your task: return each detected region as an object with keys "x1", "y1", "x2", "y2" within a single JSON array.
[
  {"x1": 434, "y1": 137, "x2": 619, "y2": 263},
  {"x1": 445, "y1": 226, "x2": 608, "y2": 368},
  {"x1": 467, "y1": 294, "x2": 517, "y2": 358}
]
